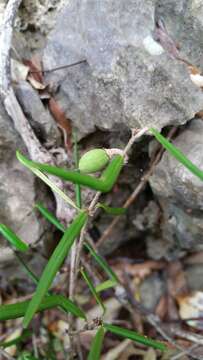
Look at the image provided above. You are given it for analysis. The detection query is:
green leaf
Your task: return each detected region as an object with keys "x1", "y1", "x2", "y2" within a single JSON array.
[
  {"x1": 35, "y1": 203, "x2": 65, "y2": 232},
  {"x1": 103, "y1": 324, "x2": 166, "y2": 351},
  {"x1": 0, "y1": 329, "x2": 31, "y2": 348},
  {"x1": 84, "y1": 242, "x2": 118, "y2": 283},
  {"x1": 150, "y1": 128, "x2": 203, "y2": 182},
  {"x1": 80, "y1": 268, "x2": 105, "y2": 313},
  {"x1": 97, "y1": 203, "x2": 126, "y2": 216},
  {"x1": 17, "y1": 351, "x2": 40, "y2": 360},
  {"x1": 95, "y1": 279, "x2": 117, "y2": 293},
  {"x1": 16, "y1": 151, "x2": 124, "y2": 193},
  {"x1": 73, "y1": 130, "x2": 82, "y2": 208},
  {"x1": 16, "y1": 151, "x2": 79, "y2": 211},
  {"x1": 23, "y1": 211, "x2": 88, "y2": 328},
  {"x1": 0, "y1": 224, "x2": 29, "y2": 252},
  {"x1": 87, "y1": 326, "x2": 105, "y2": 360},
  {"x1": 0, "y1": 295, "x2": 85, "y2": 321}
]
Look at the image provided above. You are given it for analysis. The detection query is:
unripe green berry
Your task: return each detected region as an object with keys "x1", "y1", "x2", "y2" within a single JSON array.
[{"x1": 79, "y1": 149, "x2": 110, "y2": 174}]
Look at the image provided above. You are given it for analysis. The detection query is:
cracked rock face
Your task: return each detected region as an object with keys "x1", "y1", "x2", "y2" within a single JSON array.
[
  {"x1": 149, "y1": 118, "x2": 203, "y2": 260},
  {"x1": 43, "y1": 0, "x2": 203, "y2": 138},
  {"x1": 0, "y1": 103, "x2": 49, "y2": 266}
]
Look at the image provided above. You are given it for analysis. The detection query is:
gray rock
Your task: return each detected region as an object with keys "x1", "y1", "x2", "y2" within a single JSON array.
[
  {"x1": 43, "y1": 0, "x2": 203, "y2": 138},
  {"x1": 140, "y1": 273, "x2": 165, "y2": 311},
  {"x1": 149, "y1": 118, "x2": 203, "y2": 260},
  {"x1": 15, "y1": 81, "x2": 61, "y2": 146},
  {"x1": 185, "y1": 264, "x2": 203, "y2": 292},
  {"x1": 155, "y1": 0, "x2": 203, "y2": 70},
  {"x1": 0, "y1": 102, "x2": 49, "y2": 266}
]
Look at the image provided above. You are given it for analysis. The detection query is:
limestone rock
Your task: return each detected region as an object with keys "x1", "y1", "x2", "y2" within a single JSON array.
[
  {"x1": 0, "y1": 102, "x2": 49, "y2": 266},
  {"x1": 43, "y1": 0, "x2": 203, "y2": 138},
  {"x1": 149, "y1": 118, "x2": 203, "y2": 260},
  {"x1": 15, "y1": 81, "x2": 61, "y2": 146}
]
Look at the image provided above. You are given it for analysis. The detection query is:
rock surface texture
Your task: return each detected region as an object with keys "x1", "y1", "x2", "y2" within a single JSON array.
[
  {"x1": 43, "y1": 0, "x2": 203, "y2": 137},
  {"x1": 1, "y1": 0, "x2": 203, "y2": 266},
  {"x1": 149, "y1": 118, "x2": 203, "y2": 260},
  {"x1": 0, "y1": 103, "x2": 49, "y2": 266}
]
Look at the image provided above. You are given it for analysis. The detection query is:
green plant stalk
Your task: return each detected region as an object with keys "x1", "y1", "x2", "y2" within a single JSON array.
[
  {"x1": 84, "y1": 242, "x2": 118, "y2": 283},
  {"x1": 150, "y1": 128, "x2": 203, "y2": 181},
  {"x1": 16, "y1": 151, "x2": 124, "y2": 193},
  {"x1": 81, "y1": 268, "x2": 105, "y2": 313},
  {"x1": 23, "y1": 211, "x2": 88, "y2": 328},
  {"x1": 87, "y1": 326, "x2": 105, "y2": 360},
  {"x1": 103, "y1": 324, "x2": 166, "y2": 351},
  {"x1": 0, "y1": 295, "x2": 85, "y2": 321},
  {"x1": 73, "y1": 130, "x2": 82, "y2": 208}
]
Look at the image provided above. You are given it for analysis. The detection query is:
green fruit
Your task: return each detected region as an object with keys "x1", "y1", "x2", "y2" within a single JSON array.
[{"x1": 79, "y1": 149, "x2": 109, "y2": 174}]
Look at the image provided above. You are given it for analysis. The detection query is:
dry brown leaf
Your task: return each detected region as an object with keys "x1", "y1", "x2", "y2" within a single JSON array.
[
  {"x1": 113, "y1": 260, "x2": 165, "y2": 281},
  {"x1": 48, "y1": 97, "x2": 72, "y2": 151},
  {"x1": 185, "y1": 251, "x2": 203, "y2": 265},
  {"x1": 155, "y1": 295, "x2": 168, "y2": 320},
  {"x1": 187, "y1": 64, "x2": 203, "y2": 88},
  {"x1": 27, "y1": 74, "x2": 46, "y2": 90},
  {"x1": 167, "y1": 262, "x2": 188, "y2": 299},
  {"x1": 177, "y1": 291, "x2": 203, "y2": 329},
  {"x1": 23, "y1": 56, "x2": 44, "y2": 83}
]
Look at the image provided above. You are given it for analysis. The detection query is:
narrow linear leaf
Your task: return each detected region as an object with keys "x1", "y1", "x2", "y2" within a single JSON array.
[
  {"x1": 16, "y1": 151, "x2": 79, "y2": 210},
  {"x1": 23, "y1": 211, "x2": 88, "y2": 328},
  {"x1": 81, "y1": 268, "x2": 105, "y2": 313},
  {"x1": 0, "y1": 224, "x2": 28, "y2": 252},
  {"x1": 0, "y1": 329, "x2": 31, "y2": 348},
  {"x1": 97, "y1": 203, "x2": 126, "y2": 216},
  {"x1": 95, "y1": 279, "x2": 117, "y2": 293},
  {"x1": 150, "y1": 128, "x2": 203, "y2": 181},
  {"x1": 87, "y1": 326, "x2": 105, "y2": 360},
  {"x1": 84, "y1": 242, "x2": 118, "y2": 283},
  {"x1": 16, "y1": 151, "x2": 124, "y2": 193},
  {"x1": 0, "y1": 295, "x2": 85, "y2": 321},
  {"x1": 103, "y1": 324, "x2": 166, "y2": 351},
  {"x1": 35, "y1": 203, "x2": 65, "y2": 232}
]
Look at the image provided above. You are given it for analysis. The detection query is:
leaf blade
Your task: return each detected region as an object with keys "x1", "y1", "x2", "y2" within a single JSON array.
[
  {"x1": 150, "y1": 128, "x2": 203, "y2": 181},
  {"x1": 97, "y1": 203, "x2": 126, "y2": 216},
  {"x1": 0, "y1": 295, "x2": 85, "y2": 321},
  {"x1": 23, "y1": 211, "x2": 88, "y2": 328},
  {"x1": 0, "y1": 224, "x2": 28, "y2": 252},
  {"x1": 35, "y1": 203, "x2": 65, "y2": 232},
  {"x1": 87, "y1": 326, "x2": 105, "y2": 360},
  {"x1": 16, "y1": 151, "x2": 124, "y2": 193},
  {"x1": 103, "y1": 323, "x2": 166, "y2": 351}
]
